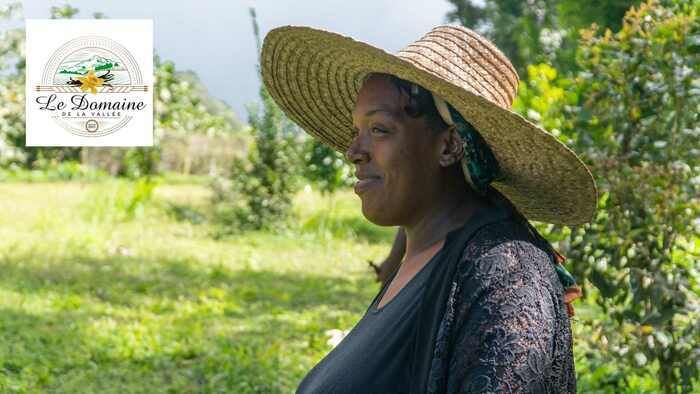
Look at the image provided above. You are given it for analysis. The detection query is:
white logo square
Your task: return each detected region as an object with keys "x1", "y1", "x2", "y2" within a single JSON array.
[{"x1": 25, "y1": 19, "x2": 153, "y2": 147}]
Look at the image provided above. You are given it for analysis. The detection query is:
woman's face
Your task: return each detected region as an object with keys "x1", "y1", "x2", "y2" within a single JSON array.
[{"x1": 347, "y1": 74, "x2": 447, "y2": 226}]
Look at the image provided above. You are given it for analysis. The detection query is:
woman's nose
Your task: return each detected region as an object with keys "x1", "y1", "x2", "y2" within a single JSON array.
[{"x1": 345, "y1": 132, "x2": 369, "y2": 164}]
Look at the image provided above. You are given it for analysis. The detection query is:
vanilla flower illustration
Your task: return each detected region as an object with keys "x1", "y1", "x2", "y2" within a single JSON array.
[{"x1": 76, "y1": 69, "x2": 104, "y2": 94}]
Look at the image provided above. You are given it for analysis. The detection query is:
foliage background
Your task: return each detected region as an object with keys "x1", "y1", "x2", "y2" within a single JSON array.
[{"x1": 0, "y1": 0, "x2": 698, "y2": 393}]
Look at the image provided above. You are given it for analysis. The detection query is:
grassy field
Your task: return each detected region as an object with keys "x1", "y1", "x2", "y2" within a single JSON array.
[
  {"x1": 0, "y1": 179, "x2": 395, "y2": 393},
  {"x1": 0, "y1": 177, "x2": 673, "y2": 393}
]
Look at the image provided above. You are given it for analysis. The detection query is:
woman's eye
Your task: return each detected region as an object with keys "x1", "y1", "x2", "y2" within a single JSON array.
[{"x1": 371, "y1": 127, "x2": 387, "y2": 134}]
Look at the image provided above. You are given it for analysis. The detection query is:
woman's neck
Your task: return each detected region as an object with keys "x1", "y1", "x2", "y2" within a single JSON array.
[{"x1": 403, "y1": 192, "x2": 488, "y2": 260}]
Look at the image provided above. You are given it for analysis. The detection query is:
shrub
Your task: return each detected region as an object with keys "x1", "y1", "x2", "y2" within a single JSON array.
[
  {"x1": 211, "y1": 86, "x2": 303, "y2": 233},
  {"x1": 302, "y1": 139, "x2": 354, "y2": 195},
  {"x1": 80, "y1": 177, "x2": 159, "y2": 222},
  {"x1": 517, "y1": 1, "x2": 699, "y2": 391}
]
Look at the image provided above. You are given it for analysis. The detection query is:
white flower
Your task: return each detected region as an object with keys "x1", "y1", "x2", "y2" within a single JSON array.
[
  {"x1": 692, "y1": 217, "x2": 700, "y2": 233},
  {"x1": 670, "y1": 160, "x2": 691, "y2": 173},
  {"x1": 325, "y1": 329, "x2": 349, "y2": 348},
  {"x1": 655, "y1": 332, "x2": 670, "y2": 348},
  {"x1": 682, "y1": 127, "x2": 700, "y2": 137},
  {"x1": 539, "y1": 28, "x2": 564, "y2": 52},
  {"x1": 674, "y1": 65, "x2": 692, "y2": 80},
  {"x1": 653, "y1": 140, "x2": 667, "y2": 149},
  {"x1": 634, "y1": 352, "x2": 647, "y2": 366},
  {"x1": 596, "y1": 257, "x2": 608, "y2": 271},
  {"x1": 159, "y1": 88, "x2": 172, "y2": 102},
  {"x1": 527, "y1": 109, "x2": 542, "y2": 122}
]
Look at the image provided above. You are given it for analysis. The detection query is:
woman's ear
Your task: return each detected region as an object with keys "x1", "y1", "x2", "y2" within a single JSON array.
[{"x1": 438, "y1": 124, "x2": 464, "y2": 167}]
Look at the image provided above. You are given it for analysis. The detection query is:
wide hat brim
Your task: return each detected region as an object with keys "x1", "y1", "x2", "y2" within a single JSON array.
[{"x1": 261, "y1": 25, "x2": 597, "y2": 226}]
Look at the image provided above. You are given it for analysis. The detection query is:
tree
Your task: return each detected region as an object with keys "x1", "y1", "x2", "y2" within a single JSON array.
[
  {"x1": 571, "y1": 2, "x2": 699, "y2": 391},
  {"x1": 515, "y1": 1, "x2": 699, "y2": 391},
  {"x1": 445, "y1": 0, "x2": 642, "y2": 78},
  {"x1": 150, "y1": 55, "x2": 243, "y2": 176},
  {"x1": 302, "y1": 139, "x2": 354, "y2": 195},
  {"x1": 210, "y1": 7, "x2": 303, "y2": 232},
  {"x1": 0, "y1": 2, "x2": 23, "y2": 165},
  {"x1": 0, "y1": 2, "x2": 83, "y2": 167}
]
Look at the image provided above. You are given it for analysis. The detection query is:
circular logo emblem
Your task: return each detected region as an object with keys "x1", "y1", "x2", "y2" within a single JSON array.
[
  {"x1": 36, "y1": 36, "x2": 148, "y2": 138},
  {"x1": 85, "y1": 119, "x2": 99, "y2": 132}
]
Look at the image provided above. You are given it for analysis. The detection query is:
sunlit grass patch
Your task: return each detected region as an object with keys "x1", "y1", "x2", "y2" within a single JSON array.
[{"x1": 0, "y1": 180, "x2": 386, "y2": 393}]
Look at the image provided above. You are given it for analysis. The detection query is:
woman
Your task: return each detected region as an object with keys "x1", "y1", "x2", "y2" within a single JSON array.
[{"x1": 261, "y1": 24, "x2": 596, "y2": 393}]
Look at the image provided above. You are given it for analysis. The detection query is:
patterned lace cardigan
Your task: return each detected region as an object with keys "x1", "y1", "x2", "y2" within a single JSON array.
[{"x1": 369, "y1": 203, "x2": 577, "y2": 393}]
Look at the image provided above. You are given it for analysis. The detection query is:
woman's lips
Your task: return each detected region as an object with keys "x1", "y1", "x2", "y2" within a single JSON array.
[{"x1": 354, "y1": 177, "x2": 382, "y2": 195}]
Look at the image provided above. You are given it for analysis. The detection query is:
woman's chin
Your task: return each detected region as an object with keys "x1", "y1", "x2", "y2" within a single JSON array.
[{"x1": 360, "y1": 202, "x2": 396, "y2": 227}]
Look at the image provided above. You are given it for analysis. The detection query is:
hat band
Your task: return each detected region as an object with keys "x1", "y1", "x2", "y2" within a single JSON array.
[{"x1": 430, "y1": 93, "x2": 502, "y2": 195}]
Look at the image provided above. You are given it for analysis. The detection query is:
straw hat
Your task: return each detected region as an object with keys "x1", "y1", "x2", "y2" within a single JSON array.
[{"x1": 260, "y1": 24, "x2": 597, "y2": 226}]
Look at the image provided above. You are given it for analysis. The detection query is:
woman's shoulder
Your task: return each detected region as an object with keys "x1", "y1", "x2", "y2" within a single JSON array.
[
  {"x1": 455, "y1": 217, "x2": 563, "y2": 296},
  {"x1": 443, "y1": 217, "x2": 576, "y2": 393}
]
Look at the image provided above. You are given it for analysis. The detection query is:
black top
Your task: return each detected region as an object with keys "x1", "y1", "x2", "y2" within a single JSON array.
[
  {"x1": 296, "y1": 249, "x2": 441, "y2": 394},
  {"x1": 297, "y1": 202, "x2": 576, "y2": 393}
]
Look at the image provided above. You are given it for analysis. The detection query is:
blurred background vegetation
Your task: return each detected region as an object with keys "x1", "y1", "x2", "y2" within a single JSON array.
[{"x1": 0, "y1": 0, "x2": 698, "y2": 392}]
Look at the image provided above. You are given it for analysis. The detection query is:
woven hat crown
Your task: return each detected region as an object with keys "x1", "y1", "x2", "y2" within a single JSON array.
[{"x1": 396, "y1": 25, "x2": 519, "y2": 110}]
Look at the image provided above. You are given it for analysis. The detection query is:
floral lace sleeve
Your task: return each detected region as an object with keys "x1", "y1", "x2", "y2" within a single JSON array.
[{"x1": 445, "y1": 237, "x2": 576, "y2": 393}]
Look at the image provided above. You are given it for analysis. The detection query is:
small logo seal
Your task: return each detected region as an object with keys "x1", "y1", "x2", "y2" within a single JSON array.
[
  {"x1": 34, "y1": 36, "x2": 148, "y2": 138},
  {"x1": 26, "y1": 20, "x2": 153, "y2": 147}
]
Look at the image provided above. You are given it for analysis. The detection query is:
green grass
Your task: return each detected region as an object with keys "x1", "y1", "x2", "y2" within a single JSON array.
[
  {"x1": 0, "y1": 178, "x2": 678, "y2": 393},
  {"x1": 0, "y1": 180, "x2": 394, "y2": 393}
]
